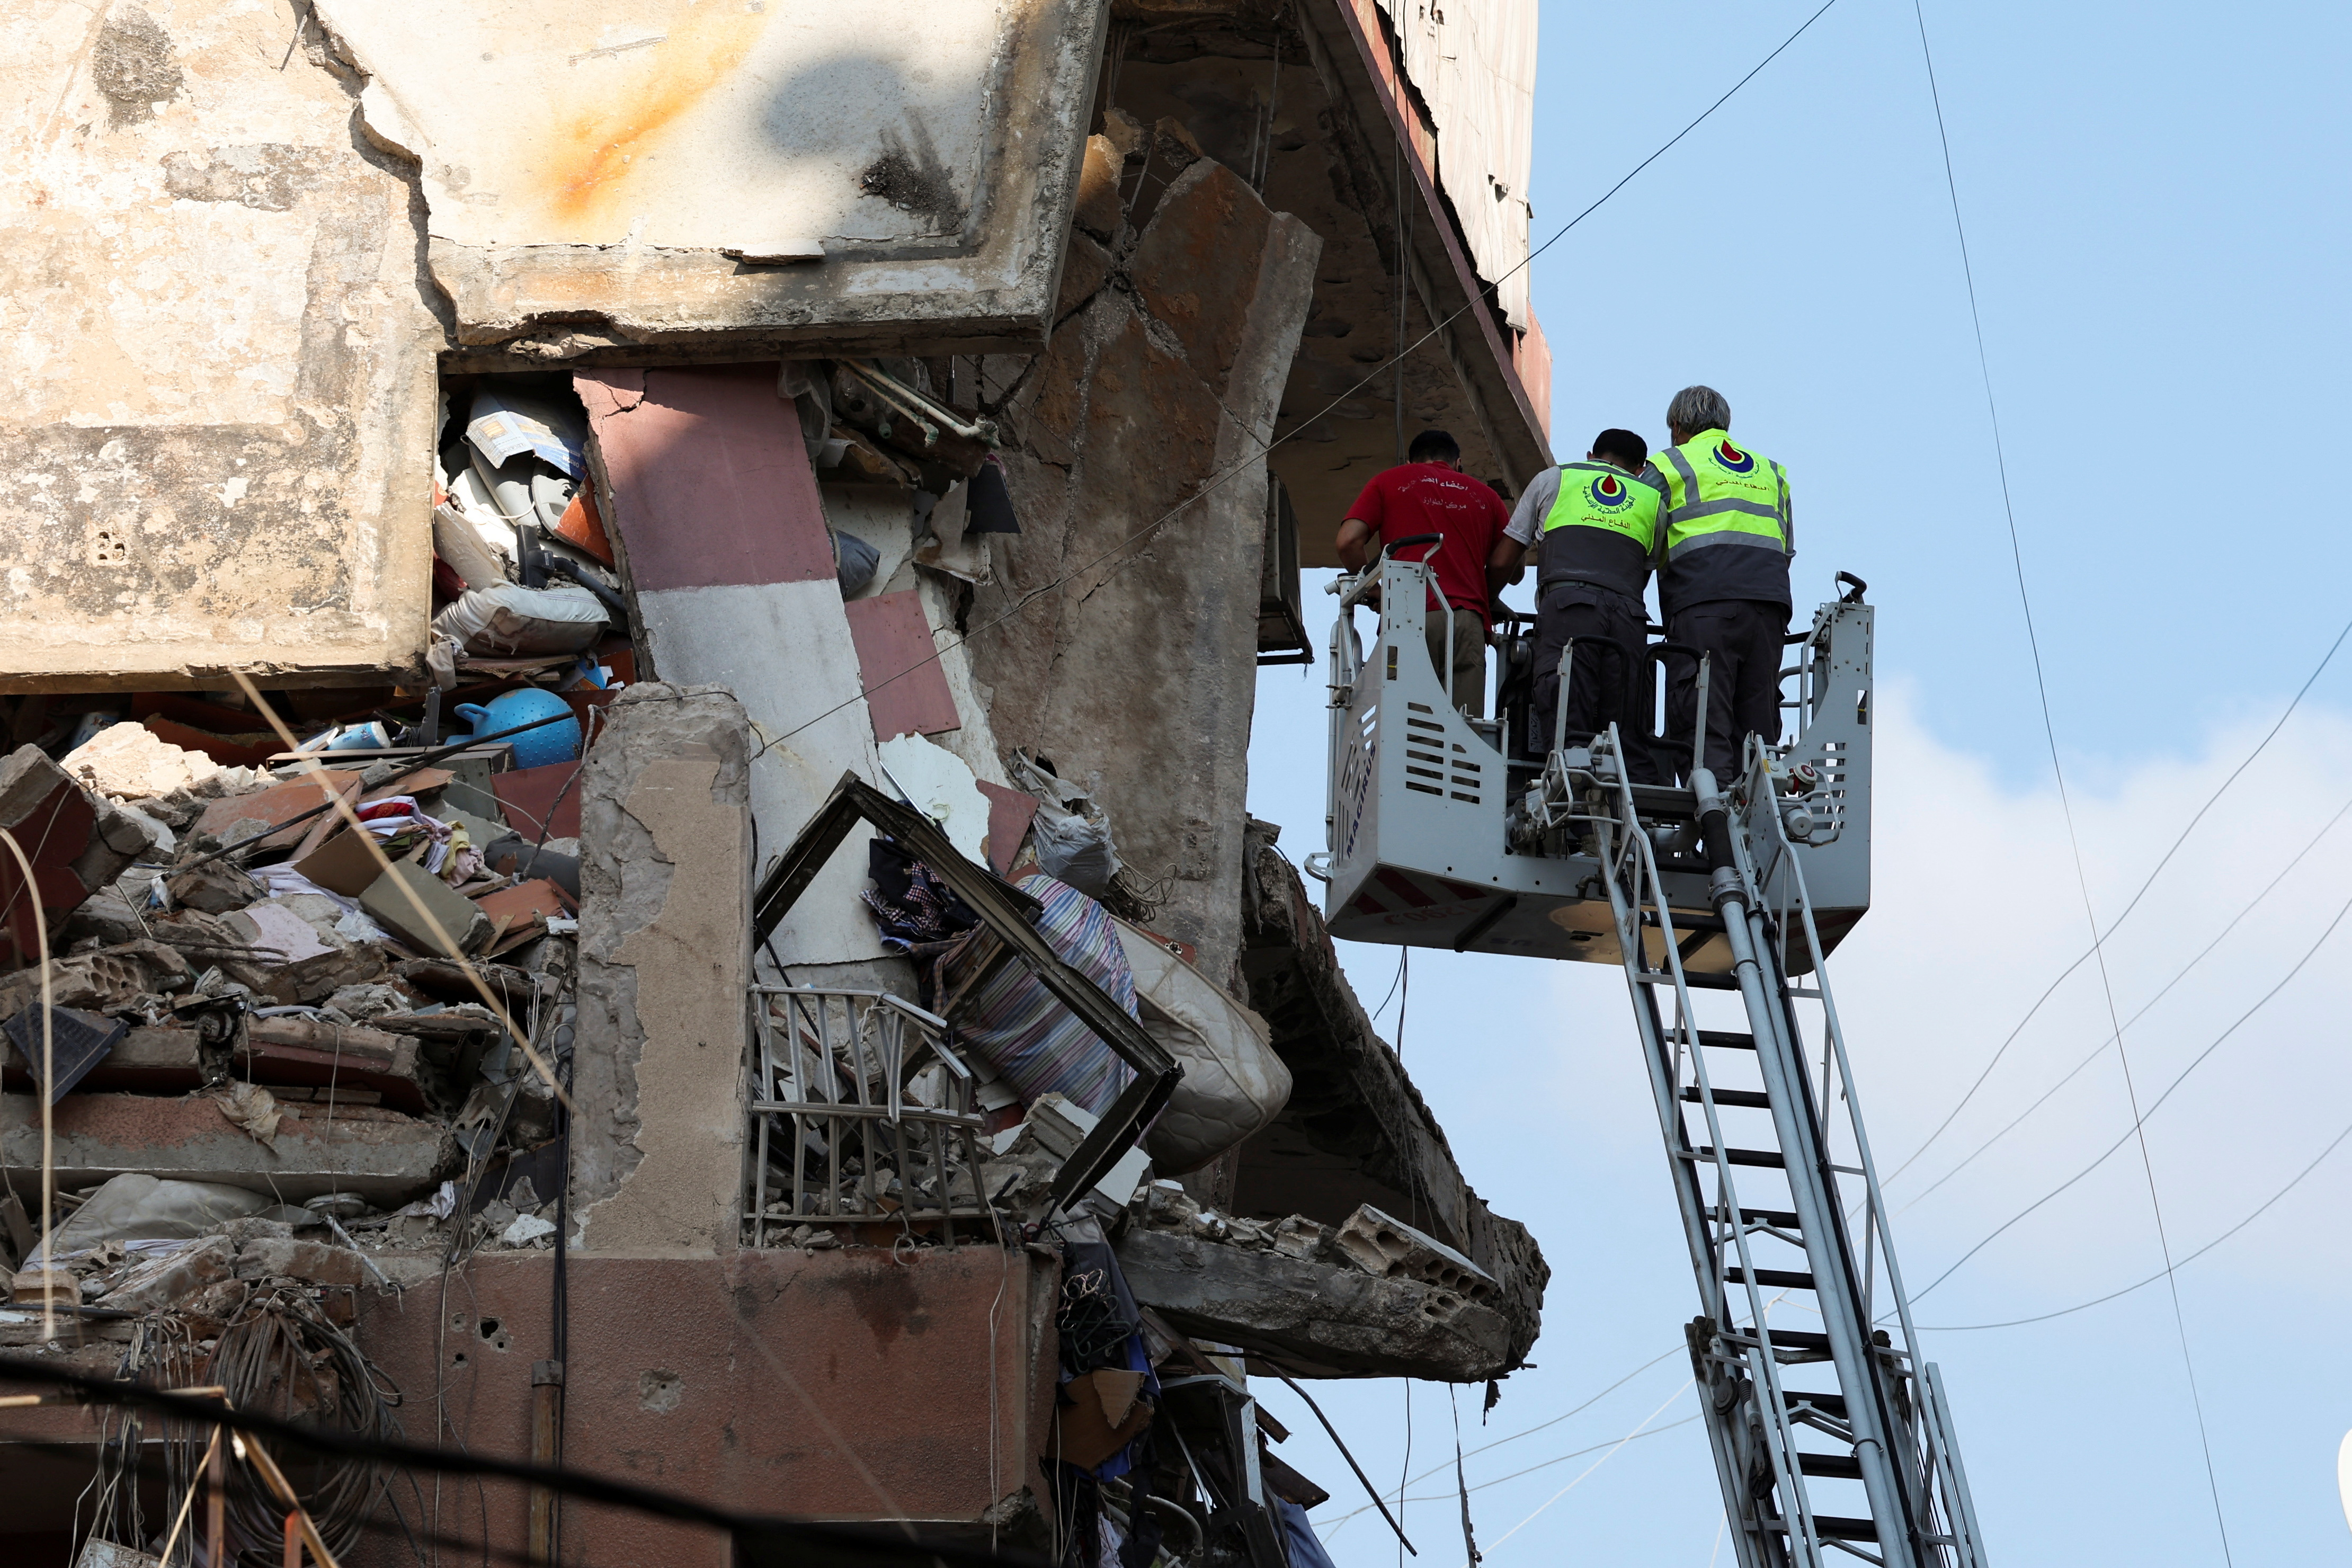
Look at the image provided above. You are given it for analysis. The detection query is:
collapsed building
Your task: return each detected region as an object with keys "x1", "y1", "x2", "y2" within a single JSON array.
[{"x1": 0, "y1": 1, "x2": 1555, "y2": 1564}]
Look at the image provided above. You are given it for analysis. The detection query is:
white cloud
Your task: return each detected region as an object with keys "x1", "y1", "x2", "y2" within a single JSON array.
[{"x1": 1246, "y1": 663, "x2": 2352, "y2": 1565}]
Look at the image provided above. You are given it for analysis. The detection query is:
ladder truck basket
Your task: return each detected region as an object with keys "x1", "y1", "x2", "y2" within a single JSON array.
[{"x1": 1313, "y1": 550, "x2": 1874, "y2": 972}]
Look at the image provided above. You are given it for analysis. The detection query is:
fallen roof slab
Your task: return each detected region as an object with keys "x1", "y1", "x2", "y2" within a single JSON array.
[
  {"x1": 2, "y1": 1091, "x2": 450, "y2": 1207},
  {"x1": 1232, "y1": 820, "x2": 1548, "y2": 1369},
  {"x1": 1116, "y1": 1226, "x2": 1512, "y2": 1383}
]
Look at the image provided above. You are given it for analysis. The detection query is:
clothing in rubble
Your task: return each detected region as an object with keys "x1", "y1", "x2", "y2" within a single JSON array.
[
  {"x1": 1058, "y1": 1227, "x2": 1160, "y2": 1484},
  {"x1": 1276, "y1": 1499, "x2": 1340, "y2": 1568},
  {"x1": 946, "y1": 873, "x2": 1138, "y2": 1115},
  {"x1": 858, "y1": 837, "x2": 981, "y2": 949}
]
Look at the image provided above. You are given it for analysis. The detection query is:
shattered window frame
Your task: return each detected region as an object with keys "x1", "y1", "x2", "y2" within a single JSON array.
[{"x1": 753, "y1": 771, "x2": 1181, "y2": 1217}]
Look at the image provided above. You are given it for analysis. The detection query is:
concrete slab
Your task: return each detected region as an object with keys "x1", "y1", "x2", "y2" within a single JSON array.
[
  {"x1": 972, "y1": 150, "x2": 1319, "y2": 979},
  {"x1": 0, "y1": 1, "x2": 442, "y2": 691},
  {"x1": 315, "y1": 0, "x2": 1109, "y2": 357},
  {"x1": 1233, "y1": 822, "x2": 1546, "y2": 1368},
  {"x1": 1115, "y1": 1225, "x2": 1513, "y2": 1382},
  {"x1": 0, "y1": 1091, "x2": 450, "y2": 1206}
]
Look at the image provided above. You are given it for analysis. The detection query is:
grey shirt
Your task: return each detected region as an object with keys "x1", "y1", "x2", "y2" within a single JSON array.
[{"x1": 1503, "y1": 466, "x2": 1561, "y2": 547}]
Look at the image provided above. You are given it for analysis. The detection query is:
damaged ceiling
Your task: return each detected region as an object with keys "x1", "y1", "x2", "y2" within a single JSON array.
[
  {"x1": 318, "y1": 0, "x2": 1113, "y2": 355},
  {"x1": 1100, "y1": 7, "x2": 1553, "y2": 559}
]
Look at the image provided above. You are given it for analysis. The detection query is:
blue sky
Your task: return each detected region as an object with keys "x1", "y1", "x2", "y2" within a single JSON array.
[{"x1": 1243, "y1": 3, "x2": 2352, "y2": 1564}]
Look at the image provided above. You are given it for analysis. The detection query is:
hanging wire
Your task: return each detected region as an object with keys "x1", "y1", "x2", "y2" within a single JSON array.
[
  {"x1": 761, "y1": 0, "x2": 1849, "y2": 754},
  {"x1": 1906, "y1": 2, "x2": 2233, "y2": 1555}
]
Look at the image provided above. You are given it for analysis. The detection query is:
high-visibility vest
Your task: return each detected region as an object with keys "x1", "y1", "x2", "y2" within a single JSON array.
[
  {"x1": 1537, "y1": 461, "x2": 1661, "y2": 602},
  {"x1": 1651, "y1": 429, "x2": 1793, "y2": 614}
]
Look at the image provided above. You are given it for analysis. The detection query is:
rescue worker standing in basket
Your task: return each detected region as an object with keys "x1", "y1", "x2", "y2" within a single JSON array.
[
  {"x1": 1486, "y1": 427, "x2": 1663, "y2": 780},
  {"x1": 1647, "y1": 385, "x2": 1793, "y2": 783},
  {"x1": 1334, "y1": 429, "x2": 1513, "y2": 715}
]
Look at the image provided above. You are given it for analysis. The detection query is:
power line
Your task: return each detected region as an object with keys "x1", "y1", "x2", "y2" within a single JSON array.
[
  {"x1": 1907, "y1": 1, "x2": 2233, "y2": 1557},
  {"x1": 1917, "y1": 1110, "x2": 2352, "y2": 1332},
  {"x1": 0, "y1": 1358, "x2": 1014, "y2": 1568},
  {"x1": 1318, "y1": 1346, "x2": 1687, "y2": 1513},
  {"x1": 1897, "y1": 781, "x2": 2352, "y2": 1215},
  {"x1": 1466, "y1": 1381, "x2": 1695, "y2": 1566},
  {"x1": 1322, "y1": 1413, "x2": 1703, "y2": 1527},
  {"x1": 1882, "y1": 605, "x2": 2352, "y2": 1189},
  {"x1": 1907, "y1": 879, "x2": 2352, "y2": 1302},
  {"x1": 764, "y1": 0, "x2": 1849, "y2": 754}
]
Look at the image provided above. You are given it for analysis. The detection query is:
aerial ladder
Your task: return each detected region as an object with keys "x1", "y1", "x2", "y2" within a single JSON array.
[{"x1": 1306, "y1": 543, "x2": 1987, "y2": 1568}]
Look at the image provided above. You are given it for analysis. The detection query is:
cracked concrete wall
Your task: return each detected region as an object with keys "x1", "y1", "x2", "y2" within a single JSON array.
[
  {"x1": 573, "y1": 682, "x2": 752, "y2": 1255},
  {"x1": 0, "y1": 0, "x2": 444, "y2": 691},
  {"x1": 970, "y1": 144, "x2": 1320, "y2": 981},
  {"x1": 315, "y1": 0, "x2": 1108, "y2": 359}
]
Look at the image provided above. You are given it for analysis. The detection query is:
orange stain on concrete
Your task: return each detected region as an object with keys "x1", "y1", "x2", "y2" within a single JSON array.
[{"x1": 546, "y1": 8, "x2": 770, "y2": 229}]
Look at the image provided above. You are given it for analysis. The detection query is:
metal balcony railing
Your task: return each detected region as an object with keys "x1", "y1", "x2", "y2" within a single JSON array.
[{"x1": 746, "y1": 986, "x2": 995, "y2": 1245}]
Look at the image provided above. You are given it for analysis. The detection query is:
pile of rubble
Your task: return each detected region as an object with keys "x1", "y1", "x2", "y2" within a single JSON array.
[{"x1": 0, "y1": 700, "x2": 586, "y2": 1340}]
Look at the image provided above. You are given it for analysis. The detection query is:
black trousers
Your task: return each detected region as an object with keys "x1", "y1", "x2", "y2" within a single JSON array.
[
  {"x1": 1530, "y1": 583, "x2": 1661, "y2": 780},
  {"x1": 1665, "y1": 599, "x2": 1789, "y2": 783}
]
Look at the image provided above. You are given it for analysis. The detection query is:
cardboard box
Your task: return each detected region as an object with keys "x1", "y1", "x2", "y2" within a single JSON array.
[
  {"x1": 1053, "y1": 1368, "x2": 1152, "y2": 1469},
  {"x1": 293, "y1": 827, "x2": 387, "y2": 898},
  {"x1": 360, "y1": 862, "x2": 491, "y2": 958}
]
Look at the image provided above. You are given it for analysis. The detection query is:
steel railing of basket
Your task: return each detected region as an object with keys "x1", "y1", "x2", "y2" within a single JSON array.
[{"x1": 746, "y1": 986, "x2": 996, "y2": 1245}]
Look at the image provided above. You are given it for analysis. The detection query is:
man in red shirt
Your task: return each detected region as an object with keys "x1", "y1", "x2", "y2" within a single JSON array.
[{"x1": 1333, "y1": 430, "x2": 1512, "y2": 715}]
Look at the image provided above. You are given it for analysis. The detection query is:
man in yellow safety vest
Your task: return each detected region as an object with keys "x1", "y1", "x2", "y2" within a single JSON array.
[
  {"x1": 1486, "y1": 427, "x2": 1663, "y2": 779},
  {"x1": 1645, "y1": 385, "x2": 1792, "y2": 783}
]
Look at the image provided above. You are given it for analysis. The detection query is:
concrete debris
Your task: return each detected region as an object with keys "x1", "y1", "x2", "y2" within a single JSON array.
[
  {"x1": 360, "y1": 861, "x2": 494, "y2": 957},
  {"x1": 1115, "y1": 1224, "x2": 1513, "y2": 1383},
  {"x1": 1333, "y1": 1204, "x2": 1500, "y2": 1302},
  {"x1": 500, "y1": 1212, "x2": 556, "y2": 1247},
  {"x1": 59, "y1": 721, "x2": 222, "y2": 800},
  {"x1": 0, "y1": 941, "x2": 193, "y2": 1023},
  {"x1": 0, "y1": 746, "x2": 158, "y2": 967}
]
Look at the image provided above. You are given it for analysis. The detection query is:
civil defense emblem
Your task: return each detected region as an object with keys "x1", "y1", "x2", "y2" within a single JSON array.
[
  {"x1": 1711, "y1": 439, "x2": 1757, "y2": 475},
  {"x1": 1588, "y1": 472, "x2": 1632, "y2": 510}
]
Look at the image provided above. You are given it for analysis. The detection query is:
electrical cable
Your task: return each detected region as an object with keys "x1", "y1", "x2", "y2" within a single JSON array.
[
  {"x1": 1321, "y1": 1413, "x2": 1704, "y2": 1527},
  {"x1": 1909, "y1": 6, "x2": 2232, "y2": 1553},
  {"x1": 1464, "y1": 1379, "x2": 1695, "y2": 1566},
  {"x1": 1906, "y1": 878, "x2": 2352, "y2": 1302},
  {"x1": 1883, "y1": 605, "x2": 2352, "y2": 1187},
  {"x1": 1326, "y1": 1346, "x2": 1685, "y2": 1506},
  {"x1": 1397, "y1": 1380, "x2": 1414, "y2": 1568},
  {"x1": 1369, "y1": 949, "x2": 1407, "y2": 1023},
  {"x1": 758, "y1": 0, "x2": 1848, "y2": 757},
  {"x1": 0, "y1": 1356, "x2": 1020, "y2": 1568},
  {"x1": 1916, "y1": 1108, "x2": 2352, "y2": 1332},
  {"x1": 1897, "y1": 780, "x2": 2352, "y2": 1214}
]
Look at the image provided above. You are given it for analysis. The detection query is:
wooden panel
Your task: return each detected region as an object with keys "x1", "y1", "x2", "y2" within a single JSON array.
[{"x1": 974, "y1": 781, "x2": 1039, "y2": 875}]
